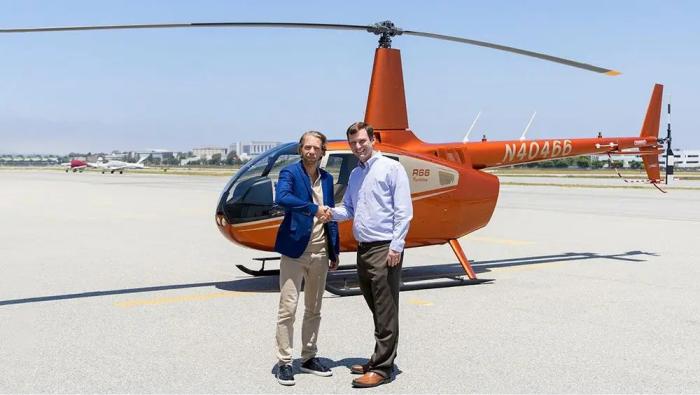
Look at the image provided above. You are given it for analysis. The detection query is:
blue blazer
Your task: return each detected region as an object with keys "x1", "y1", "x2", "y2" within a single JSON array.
[{"x1": 274, "y1": 161, "x2": 340, "y2": 261}]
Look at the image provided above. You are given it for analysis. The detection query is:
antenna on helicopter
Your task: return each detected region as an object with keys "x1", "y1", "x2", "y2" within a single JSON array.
[
  {"x1": 463, "y1": 111, "x2": 482, "y2": 142},
  {"x1": 519, "y1": 111, "x2": 537, "y2": 141},
  {"x1": 664, "y1": 97, "x2": 674, "y2": 184}
]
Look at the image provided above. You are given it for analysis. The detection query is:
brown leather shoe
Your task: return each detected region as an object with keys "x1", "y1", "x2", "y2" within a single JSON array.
[
  {"x1": 350, "y1": 363, "x2": 370, "y2": 375},
  {"x1": 352, "y1": 372, "x2": 389, "y2": 388}
]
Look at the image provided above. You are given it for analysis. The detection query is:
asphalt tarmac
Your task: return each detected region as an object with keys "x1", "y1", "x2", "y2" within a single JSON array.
[{"x1": 1, "y1": 170, "x2": 699, "y2": 393}]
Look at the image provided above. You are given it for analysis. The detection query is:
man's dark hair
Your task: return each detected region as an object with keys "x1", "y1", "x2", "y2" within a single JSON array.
[{"x1": 346, "y1": 121, "x2": 374, "y2": 141}]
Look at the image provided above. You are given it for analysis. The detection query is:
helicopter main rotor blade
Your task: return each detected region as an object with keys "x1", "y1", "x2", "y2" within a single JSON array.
[
  {"x1": 0, "y1": 22, "x2": 372, "y2": 34},
  {"x1": 403, "y1": 30, "x2": 620, "y2": 76},
  {"x1": 1, "y1": 21, "x2": 619, "y2": 75}
]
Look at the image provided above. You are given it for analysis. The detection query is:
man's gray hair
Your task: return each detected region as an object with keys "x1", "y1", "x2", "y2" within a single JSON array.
[{"x1": 298, "y1": 130, "x2": 328, "y2": 155}]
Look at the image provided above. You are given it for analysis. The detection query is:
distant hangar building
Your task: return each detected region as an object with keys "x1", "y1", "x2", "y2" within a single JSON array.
[
  {"x1": 229, "y1": 141, "x2": 282, "y2": 160},
  {"x1": 192, "y1": 147, "x2": 228, "y2": 160},
  {"x1": 660, "y1": 149, "x2": 700, "y2": 168}
]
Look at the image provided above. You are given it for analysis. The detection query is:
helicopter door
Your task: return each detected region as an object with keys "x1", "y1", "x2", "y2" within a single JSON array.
[{"x1": 323, "y1": 153, "x2": 358, "y2": 204}]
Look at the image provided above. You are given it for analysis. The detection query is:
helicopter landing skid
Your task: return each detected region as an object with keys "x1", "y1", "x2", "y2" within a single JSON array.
[
  {"x1": 236, "y1": 256, "x2": 356, "y2": 277},
  {"x1": 235, "y1": 257, "x2": 281, "y2": 276},
  {"x1": 239, "y1": 239, "x2": 490, "y2": 296},
  {"x1": 325, "y1": 238, "x2": 490, "y2": 296},
  {"x1": 325, "y1": 275, "x2": 492, "y2": 297}
]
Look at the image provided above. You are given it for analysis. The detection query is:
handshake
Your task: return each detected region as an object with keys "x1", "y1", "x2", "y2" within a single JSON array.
[{"x1": 315, "y1": 205, "x2": 334, "y2": 223}]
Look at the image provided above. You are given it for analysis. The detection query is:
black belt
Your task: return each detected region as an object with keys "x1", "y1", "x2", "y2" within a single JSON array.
[{"x1": 357, "y1": 240, "x2": 391, "y2": 248}]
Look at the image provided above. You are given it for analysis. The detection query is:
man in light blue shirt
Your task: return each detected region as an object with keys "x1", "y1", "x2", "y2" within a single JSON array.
[{"x1": 329, "y1": 121, "x2": 413, "y2": 388}]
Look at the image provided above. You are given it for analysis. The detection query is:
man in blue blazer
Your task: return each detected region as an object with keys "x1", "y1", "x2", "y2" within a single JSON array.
[{"x1": 273, "y1": 130, "x2": 340, "y2": 386}]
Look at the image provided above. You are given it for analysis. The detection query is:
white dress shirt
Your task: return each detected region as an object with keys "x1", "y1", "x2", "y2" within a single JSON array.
[{"x1": 331, "y1": 152, "x2": 413, "y2": 252}]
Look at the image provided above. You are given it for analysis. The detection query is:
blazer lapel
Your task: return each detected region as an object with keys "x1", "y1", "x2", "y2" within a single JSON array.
[
  {"x1": 297, "y1": 161, "x2": 313, "y2": 199},
  {"x1": 320, "y1": 170, "x2": 330, "y2": 206}
]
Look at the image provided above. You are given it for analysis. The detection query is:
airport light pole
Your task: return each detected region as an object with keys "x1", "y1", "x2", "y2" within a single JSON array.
[{"x1": 665, "y1": 102, "x2": 673, "y2": 184}]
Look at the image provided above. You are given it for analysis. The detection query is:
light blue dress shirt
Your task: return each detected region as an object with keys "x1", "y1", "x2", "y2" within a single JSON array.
[{"x1": 331, "y1": 152, "x2": 413, "y2": 252}]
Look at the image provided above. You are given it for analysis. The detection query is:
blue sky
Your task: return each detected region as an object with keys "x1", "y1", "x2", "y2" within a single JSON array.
[{"x1": 1, "y1": 0, "x2": 698, "y2": 154}]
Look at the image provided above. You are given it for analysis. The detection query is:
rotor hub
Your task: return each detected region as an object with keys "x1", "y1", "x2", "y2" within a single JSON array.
[{"x1": 367, "y1": 20, "x2": 403, "y2": 48}]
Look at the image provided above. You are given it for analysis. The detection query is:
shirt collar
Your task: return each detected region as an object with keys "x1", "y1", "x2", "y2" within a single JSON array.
[
  {"x1": 359, "y1": 151, "x2": 382, "y2": 169},
  {"x1": 299, "y1": 159, "x2": 321, "y2": 177}
]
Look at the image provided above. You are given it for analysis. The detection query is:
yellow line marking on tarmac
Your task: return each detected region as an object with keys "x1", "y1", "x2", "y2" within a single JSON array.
[
  {"x1": 114, "y1": 291, "x2": 253, "y2": 308},
  {"x1": 466, "y1": 236, "x2": 534, "y2": 246},
  {"x1": 408, "y1": 298, "x2": 434, "y2": 306}
]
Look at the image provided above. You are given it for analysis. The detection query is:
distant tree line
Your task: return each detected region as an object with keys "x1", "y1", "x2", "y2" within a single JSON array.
[
  {"x1": 514, "y1": 156, "x2": 642, "y2": 170},
  {"x1": 57, "y1": 151, "x2": 248, "y2": 167}
]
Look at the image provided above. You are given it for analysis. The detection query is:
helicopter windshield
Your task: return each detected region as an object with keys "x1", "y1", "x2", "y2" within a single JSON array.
[
  {"x1": 218, "y1": 142, "x2": 298, "y2": 224},
  {"x1": 217, "y1": 144, "x2": 367, "y2": 225}
]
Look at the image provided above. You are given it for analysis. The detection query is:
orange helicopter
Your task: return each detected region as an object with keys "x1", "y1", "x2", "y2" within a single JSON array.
[{"x1": 3, "y1": 21, "x2": 665, "y2": 295}]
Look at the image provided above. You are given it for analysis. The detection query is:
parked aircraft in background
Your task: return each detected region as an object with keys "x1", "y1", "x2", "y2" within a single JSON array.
[
  {"x1": 61, "y1": 159, "x2": 90, "y2": 172},
  {"x1": 95, "y1": 155, "x2": 150, "y2": 174}
]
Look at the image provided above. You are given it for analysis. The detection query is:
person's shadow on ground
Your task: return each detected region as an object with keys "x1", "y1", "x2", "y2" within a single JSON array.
[{"x1": 270, "y1": 357, "x2": 402, "y2": 379}]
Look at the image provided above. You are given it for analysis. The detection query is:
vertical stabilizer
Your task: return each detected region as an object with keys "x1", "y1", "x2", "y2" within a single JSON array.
[
  {"x1": 640, "y1": 84, "x2": 663, "y2": 182},
  {"x1": 640, "y1": 84, "x2": 663, "y2": 138},
  {"x1": 137, "y1": 154, "x2": 150, "y2": 164}
]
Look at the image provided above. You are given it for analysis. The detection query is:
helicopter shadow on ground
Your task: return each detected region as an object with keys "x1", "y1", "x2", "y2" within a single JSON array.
[
  {"x1": 0, "y1": 250, "x2": 656, "y2": 307},
  {"x1": 0, "y1": 280, "x2": 228, "y2": 307},
  {"x1": 216, "y1": 249, "x2": 658, "y2": 295},
  {"x1": 472, "y1": 250, "x2": 657, "y2": 273}
]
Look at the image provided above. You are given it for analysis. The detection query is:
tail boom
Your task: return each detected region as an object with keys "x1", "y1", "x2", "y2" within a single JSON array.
[
  {"x1": 466, "y1": 136, "x2": 661, "y2": 169},
  {"x1": 465, "y1": 84, "x2": 664, "y2": 183}
]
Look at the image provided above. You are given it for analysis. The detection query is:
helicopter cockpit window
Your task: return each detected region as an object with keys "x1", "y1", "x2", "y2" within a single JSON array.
[
  {"x1": 231, "y1": 156, "x2": 269, "y2": 187},
  {"x1": 267, "y1": 154, "x2": 299, "y2": 188},
  {"x1": 218, "y1": 142, "x2": 298, "y2": 224}
]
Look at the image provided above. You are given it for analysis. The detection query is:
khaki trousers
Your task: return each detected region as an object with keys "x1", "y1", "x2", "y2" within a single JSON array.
[{"x1": 275, "y1": 250, "x2": 329, "y2": 365}]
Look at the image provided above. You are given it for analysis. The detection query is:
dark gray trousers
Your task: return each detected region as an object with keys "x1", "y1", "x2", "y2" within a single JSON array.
[{"x1": 357, "y1": 241, "x2": 403, "y2": 378}]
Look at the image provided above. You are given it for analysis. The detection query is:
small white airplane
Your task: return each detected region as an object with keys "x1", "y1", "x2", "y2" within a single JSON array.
[{"x1": 96, "y1": 155, "x2": 150, "y2": 174}]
